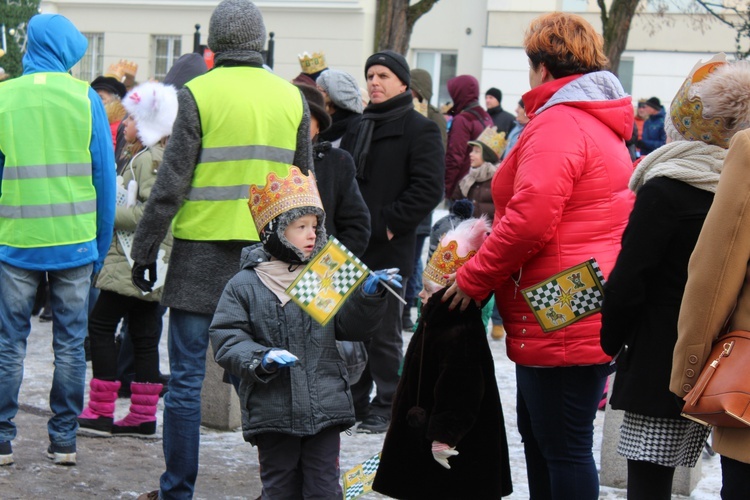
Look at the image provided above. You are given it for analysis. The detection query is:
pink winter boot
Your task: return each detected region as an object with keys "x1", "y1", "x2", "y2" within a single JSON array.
[
  {"x1": 111, "y1": 382, "x2": 163, "y2": 436},
  {"x1": 78, "y1": 378, "x2": 121, "y2": 435}
]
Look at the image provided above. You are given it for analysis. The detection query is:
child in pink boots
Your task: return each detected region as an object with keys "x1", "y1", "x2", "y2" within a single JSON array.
[{"x1": 78, "y1": 81, "x2": 177, "y2": 436}]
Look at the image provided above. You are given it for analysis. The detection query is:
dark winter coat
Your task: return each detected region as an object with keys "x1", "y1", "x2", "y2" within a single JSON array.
[
  {"x1": 313, "y1": 141, "x2": 370, "y2": 257},
  {"x1": 639, "y1": 108, "x2": 666, "y2": 155},
  {"x1": 601, "y1": 177, "x2": 713, "y2": 418},
  {"x1": 340, "y1": 100, "x2": 445, "y2": 278},
  {"x1": 372, "y1": 287, "x2": 512, "y2": 499},
  {"x1": 488, "y1": 106, "x2": 515, "y2": 136},
  {"x1": 445, "y1": 75, "x2": 493, "y2": 199},
  {"x1": 319, "y1": 108, "x2": 360, "y2": 147},
  {"x1": 131, "y1": 51, "x2": 313, "y2": 314},
  {"x1": 209, "y1": 244, "x2": 386, "y2": 444}
]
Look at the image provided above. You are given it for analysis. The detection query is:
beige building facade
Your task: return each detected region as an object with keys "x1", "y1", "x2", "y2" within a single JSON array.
[{"x1": 37, "y1": 0, "x2": 744, "y2": 111}]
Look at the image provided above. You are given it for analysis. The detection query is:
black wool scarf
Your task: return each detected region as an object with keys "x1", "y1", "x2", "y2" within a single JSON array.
[{"x1": 351, "y1": 91, "x2": 414, "y2": 181}]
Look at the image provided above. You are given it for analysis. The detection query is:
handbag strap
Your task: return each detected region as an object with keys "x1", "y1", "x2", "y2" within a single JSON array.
[{"x1": 687, "y1": 339, "x2": 735, "y2": 406}]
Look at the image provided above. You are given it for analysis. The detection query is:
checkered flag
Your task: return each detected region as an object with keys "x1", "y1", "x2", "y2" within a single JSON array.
[
  {"x1": 521, "y1": 258, "x2": 606, "y2": 333},
  {"x1": 526, "y1": 280, "x2": 560, "y2": 311},
  {"x1": 343, "y1": 453, "x2": 380, "y2": 500},
  {"x1": 286, "y1": 236, "x2": 370, "y2": 326}
]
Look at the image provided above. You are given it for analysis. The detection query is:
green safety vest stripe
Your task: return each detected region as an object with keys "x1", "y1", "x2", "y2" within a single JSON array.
[
  {"x1": 186, "y1": 185, "x2": 250, "y2": 201},
  {"x1": 1, "y1": 163, "x2": 92, "y2": 180},
  {"x1": 199, "y1": 145, "x2": 296, "y2": 164},
  {"x1": 0, "y1": 198, "x2": 97, "y2": 219}
]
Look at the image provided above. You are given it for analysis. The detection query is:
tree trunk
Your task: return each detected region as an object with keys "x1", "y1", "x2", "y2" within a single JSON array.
[
  {"x1": 375, "y1": 0, "x2": 440, "y2": 54},
  {"x1": 599, "y1": 0, "x2": 640, "y2": 76}
]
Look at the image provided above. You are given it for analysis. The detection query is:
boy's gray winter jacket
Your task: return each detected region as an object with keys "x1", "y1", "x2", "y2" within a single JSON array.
[{"x1": 209, "y1": 244, "x2": 386, "y2": 443}]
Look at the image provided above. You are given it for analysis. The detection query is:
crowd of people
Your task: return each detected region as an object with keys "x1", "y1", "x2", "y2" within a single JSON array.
[{"x1": 1, "y1": 1, "x2": 749, "y2": 499}]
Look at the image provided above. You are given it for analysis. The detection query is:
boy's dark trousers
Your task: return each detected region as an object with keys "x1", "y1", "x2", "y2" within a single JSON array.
[{"x1": 255, "y1": 426, "x2": 342, "y2": 499}]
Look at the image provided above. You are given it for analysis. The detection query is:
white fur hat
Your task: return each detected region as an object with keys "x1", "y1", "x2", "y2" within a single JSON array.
[{"x1": 122, "y1": 81, "x2": 178, "y2": 148}]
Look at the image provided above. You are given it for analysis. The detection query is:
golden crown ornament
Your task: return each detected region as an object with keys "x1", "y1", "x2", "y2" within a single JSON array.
[
  {"x1": 298, "y1": 51, "x2": 327, "y2": 75},
  {"x1": 423, "y1": 240, "x2": 478, "y2": 288},
  {"x1": 470, "y1": 126, "x2": 507, "y2": 158},
  {"x1": 248, "y1": 166, "x2": 324, "y2": 234}
]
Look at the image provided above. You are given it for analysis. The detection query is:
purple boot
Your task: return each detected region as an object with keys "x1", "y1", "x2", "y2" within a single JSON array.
[
  {"x1": 78, "y1": 378, "x2": 121, "y2": 435},
  {"x1": 111, "y1": 382, "x2": 163, "y2": 436}
]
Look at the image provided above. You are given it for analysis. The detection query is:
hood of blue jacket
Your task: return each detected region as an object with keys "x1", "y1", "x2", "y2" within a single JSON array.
[{"x1": 23, "y1": 14, "x2": 87, "y2": 75}]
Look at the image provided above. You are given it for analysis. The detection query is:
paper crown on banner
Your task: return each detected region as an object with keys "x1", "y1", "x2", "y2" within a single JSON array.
[
  {"x1": 298, "y1": 51, "x2": 327, "y2": 75},
  {"x1": 423, "y1": 217, "x2": 491, "y2": 288},
  {"x1": 248, "y1": 166, "x2": 324, "y2": 233},
  {"x1": 669, "y1": 53, "x2": 741, "y2": 148},
  {"x1": 469, "y1": 126, "x2": 507, "y2": 159}
]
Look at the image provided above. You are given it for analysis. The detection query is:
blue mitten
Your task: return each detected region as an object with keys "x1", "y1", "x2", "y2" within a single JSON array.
[
  {"x1": 363, "y1": 268, "x2": 403, "y2": 294},
  {"x1": 261, "y1": 349, "x2": 298, "y2": 371}
]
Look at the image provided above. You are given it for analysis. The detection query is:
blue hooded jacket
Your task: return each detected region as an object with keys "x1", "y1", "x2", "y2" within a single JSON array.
[{"x1": 0, "y1": 14, "x2": 115, "y2": 272}]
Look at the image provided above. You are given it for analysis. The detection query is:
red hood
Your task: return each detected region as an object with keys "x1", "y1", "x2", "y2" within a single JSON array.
[
  {"x1": 448, "y1": 74, "x2": 481, "y2": 114},
  {"x1": 523, "y1": 72, "x2": 633, "y2": 141}
]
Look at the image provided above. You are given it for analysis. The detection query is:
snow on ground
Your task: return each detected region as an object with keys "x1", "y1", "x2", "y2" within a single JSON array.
[{"x1": 7, "y1": 207, "x2": 722, "y2": 498}]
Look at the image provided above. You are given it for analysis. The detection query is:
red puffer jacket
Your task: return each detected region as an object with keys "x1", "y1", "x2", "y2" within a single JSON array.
[{"x1": 456, "y1": 72, "x2": 635, "y2": 367}]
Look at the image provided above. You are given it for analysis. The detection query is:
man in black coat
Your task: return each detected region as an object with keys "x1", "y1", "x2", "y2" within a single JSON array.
[
  {"x1": 485, "y1": 87, "x2": 515, "y2": 136},
  {"x1": 341, "y1": 50, "x2": 445, "y2": 433}
]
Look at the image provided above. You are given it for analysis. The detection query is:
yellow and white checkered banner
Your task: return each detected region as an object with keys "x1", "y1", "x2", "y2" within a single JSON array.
[
  {"x1": 285, "y1": 236, "x2": 370, "y2": 326},
  {"x1": 343, "y1": 452, "x2": 380, "y2": 500},
  {"x1": 521, "y1": 258, "x2": 605, "y2": 333}
]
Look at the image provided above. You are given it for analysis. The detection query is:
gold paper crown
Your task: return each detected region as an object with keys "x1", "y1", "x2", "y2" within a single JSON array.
[
  {"x1": 670, "y1": 54, "x2": 735, "y2": 148},
  {"x1": 105, "y1": 60, "x2": 139, "y2": 82},
  {"x1": 469, "y1": 126, "x2": 507, "y2": 158},
  {"x1": 423, "y1": 241, "x2": 477, "y2": 288},
  {"x1": 298, "y1": 52, "x2": 327, "y2": 75},
  {"x1": 248, "y1": 166, "x2": 324, "y2": 233}
]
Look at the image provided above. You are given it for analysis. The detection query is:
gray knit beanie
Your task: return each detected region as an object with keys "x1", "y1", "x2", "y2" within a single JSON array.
[
  {"x1": 317, "y1": 70, "x2": 363, "y2": 114},
  {"x1": 208, "y1": 0, "x2": 266, "y2": 54}
]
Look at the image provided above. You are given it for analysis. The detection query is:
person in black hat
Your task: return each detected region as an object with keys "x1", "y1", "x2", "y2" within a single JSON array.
[
  {"x1": 90, "y1": 75, "x2": 126, "y2": 103},
  {"x1": 485, "y1": 87, "x2": 515, "y2": 136},
  {"x1": 636, "y1": 96, "x2": 666, "y2": 156},
  {"x1": 340, "y1": 50, "x2": 445, "y2": 434}
]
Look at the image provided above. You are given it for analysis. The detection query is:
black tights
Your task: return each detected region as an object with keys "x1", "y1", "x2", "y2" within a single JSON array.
[
  {"x1": 627, "y1": 459, "x2": 675, "y2": 500},
  {"x1": 88, "y1": 289, "x2": 161, "y2": 383}
]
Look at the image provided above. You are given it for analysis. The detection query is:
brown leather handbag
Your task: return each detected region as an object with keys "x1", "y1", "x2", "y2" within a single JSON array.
[{"x1": 681, "y1": 330, "x2": 750, "y2": 428}]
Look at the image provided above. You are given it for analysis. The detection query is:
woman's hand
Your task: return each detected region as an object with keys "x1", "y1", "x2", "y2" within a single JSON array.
[{"x1": 441, "y1": 273, "x2": 479, "y2": 311}]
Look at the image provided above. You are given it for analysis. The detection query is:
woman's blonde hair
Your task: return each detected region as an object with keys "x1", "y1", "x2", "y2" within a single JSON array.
[{"x1": 524, "y1": 12, "x2": 608, "y2": 79}]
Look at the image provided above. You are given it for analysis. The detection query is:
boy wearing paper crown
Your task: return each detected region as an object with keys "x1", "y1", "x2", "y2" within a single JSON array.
[
  {"x1": 208, "y1": 167, "x2": 398, "y2": 499},
  {"x1": 373, "y1": 216, "x2": 513, "y2": 499}
]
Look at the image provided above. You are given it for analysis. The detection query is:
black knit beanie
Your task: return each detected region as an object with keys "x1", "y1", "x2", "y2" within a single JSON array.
[
  {"x1": 485, "y1": 87, "x2": 502, "y2": 103},
  {"x1": 365, "y1": 50, "x2": 410, "y2": 88}
]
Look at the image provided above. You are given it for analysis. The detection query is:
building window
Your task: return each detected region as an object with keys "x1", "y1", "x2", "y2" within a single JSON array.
[
  {"x1": 414, "y1": 51, "x2": 457, "y2": 109},
  {"x1": 618, "y1": 58, "x2": 634, "y2": 96},
  {"x1": 75, "y1": 33, "x2": 104, "y2": 82},
  {"x1": 152, "y1": 35, "x2": 182, "y2": 81}
]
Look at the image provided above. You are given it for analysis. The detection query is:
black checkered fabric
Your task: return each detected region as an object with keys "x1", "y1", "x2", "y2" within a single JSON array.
[{"x1": 617, "y1": 412, "x2": 711, "y2": 468}]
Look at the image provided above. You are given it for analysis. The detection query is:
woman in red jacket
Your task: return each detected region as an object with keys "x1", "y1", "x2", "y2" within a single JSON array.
[{"x1": 444, "y1": 12, "x2": 634, "y2": 499}]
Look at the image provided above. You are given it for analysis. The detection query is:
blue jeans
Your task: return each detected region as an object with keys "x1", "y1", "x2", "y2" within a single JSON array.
[
  {"x1": 516, "y1": 364, "x2": 607, "y2": 500},
  {"x1": 0, "y1": 261, "x2": 92, "y2": 448},
  {"x1": 159, "y1": 308, "x2": 211, "y2": 499}
]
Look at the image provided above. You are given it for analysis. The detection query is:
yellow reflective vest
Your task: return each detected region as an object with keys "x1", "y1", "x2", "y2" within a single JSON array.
[
  {"x1": 0, "y1": 73, "x2": 96, "y2": 248},
  {"x1": 175, "y1": 67, "x2": 303, "y2": 241}
]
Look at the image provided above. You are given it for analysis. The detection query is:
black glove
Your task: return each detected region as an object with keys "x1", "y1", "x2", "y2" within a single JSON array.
[
  {"x1": 132, "y1": 262, "x2": 157, "y2": 293},
  {"x1": 636, "y1": 140, "x2": 646, "y2": 150}
]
